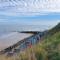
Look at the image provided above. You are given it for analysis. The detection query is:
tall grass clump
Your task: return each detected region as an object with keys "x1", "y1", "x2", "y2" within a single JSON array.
[{"x1": 0, "y1": 31, "x2": 60, "y2": 60}]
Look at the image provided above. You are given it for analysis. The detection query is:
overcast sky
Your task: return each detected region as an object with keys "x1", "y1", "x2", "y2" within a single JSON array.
[{"x1": 0, "y1": 0, "x2": 60, "y2": 26}]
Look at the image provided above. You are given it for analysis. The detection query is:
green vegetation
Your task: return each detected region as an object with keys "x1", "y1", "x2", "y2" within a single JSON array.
[
  {"x1": 48, "y1": 23, "x2": 60, "y2": 35},
  {"x1": 0, "y1": 23, "x2": 60, "y2": 60}
]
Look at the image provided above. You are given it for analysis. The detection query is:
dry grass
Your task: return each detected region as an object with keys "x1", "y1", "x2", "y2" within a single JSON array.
[{"x1": 0, "y1": 32, "x2": 60, "y2": 60}]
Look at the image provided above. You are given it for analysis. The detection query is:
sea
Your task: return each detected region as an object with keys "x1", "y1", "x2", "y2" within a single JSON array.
[{"x1": 0, "y1": 23, "x2": 50, "y2": 36}]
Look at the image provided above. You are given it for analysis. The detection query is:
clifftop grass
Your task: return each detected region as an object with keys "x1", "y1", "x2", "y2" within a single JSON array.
[{"x1": 0, "y1": 31, "x2": 60, "y2": 60}]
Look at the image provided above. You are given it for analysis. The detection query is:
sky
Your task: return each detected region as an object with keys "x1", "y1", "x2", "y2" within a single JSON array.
[{"x1": 0, "y1": 0, "x2": 60, "y2": 27}]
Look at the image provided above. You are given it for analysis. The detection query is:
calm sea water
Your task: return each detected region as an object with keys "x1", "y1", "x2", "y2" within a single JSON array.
[{"x1": 0, "y1": 23, "x2": 50, "y2": 36}]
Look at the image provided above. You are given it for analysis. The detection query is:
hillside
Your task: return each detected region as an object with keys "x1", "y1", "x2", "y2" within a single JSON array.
[
  {"x1": 0, "y1": 23, "x2": 60, "y2": 60},
  {"x1": 44, "y1": 23, "x2": 60, "y2": 38},
  {"x1": 48, "y1": 23, "x2": 60, "y2": 35}
]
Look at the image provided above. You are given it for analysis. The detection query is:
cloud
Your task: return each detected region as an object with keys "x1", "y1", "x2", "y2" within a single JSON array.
[{"x1": 0, "y1": 0, "x2": 60, "y2": 16}]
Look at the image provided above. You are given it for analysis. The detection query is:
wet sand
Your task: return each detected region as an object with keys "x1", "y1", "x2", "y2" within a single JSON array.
[{"x1": 0, "y1": 32, "x2": 33, "y2": 51}]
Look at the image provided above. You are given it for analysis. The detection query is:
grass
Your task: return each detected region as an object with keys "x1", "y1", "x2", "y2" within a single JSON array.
[{"x1": 0, "y1": 31, "x2": 60, "y2": 60}]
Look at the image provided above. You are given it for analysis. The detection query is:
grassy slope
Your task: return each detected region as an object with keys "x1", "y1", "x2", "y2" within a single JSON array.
[
  {"x1": 0, "y1": 23, "x2": 60, "y2": 60},
  {"x1": 0, "y1": 31, "x2": 60, "y2": 60}
]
